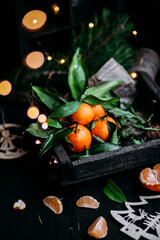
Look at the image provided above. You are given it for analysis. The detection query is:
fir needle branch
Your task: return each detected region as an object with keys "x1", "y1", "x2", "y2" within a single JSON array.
[{"x1": 83, "y1": 24, "x2": 125, "y2": 61}]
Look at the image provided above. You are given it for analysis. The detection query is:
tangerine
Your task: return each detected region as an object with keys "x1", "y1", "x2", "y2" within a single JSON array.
[
  {"x1": 67, "y1": 124, "x2": 92, "y2": 152},
  {"x1": 43, "y1": 196, "x2": 63, "y2": 214},
  {"x1": 76, "y1": 196, "x2": 99, "y2": 209},
  {"x1": 70, "y1": 102, "x2": 94, "y2": 125},
  {"x1": 87, "y1": 216, "x2": 108, "y2": 239},
  {"x1": 91, "y1": 117, "x2": 109, "y2": 141},
  {"x1": 91, "y1": 105, "x2": 106, "y2": 120},
  {"x1": 139, "y1": 164, "x2": 160, "y2": 191}
]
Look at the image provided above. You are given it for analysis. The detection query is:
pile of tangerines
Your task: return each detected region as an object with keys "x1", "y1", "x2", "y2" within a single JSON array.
[{"x1": 66, "y1": 102, "x2": 118, "y2": 153}]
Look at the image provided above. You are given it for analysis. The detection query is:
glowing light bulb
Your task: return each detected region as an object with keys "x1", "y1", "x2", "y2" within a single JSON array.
[
  {"x1": 24, "y1": 51, "x2": 44, "y2": 69},
  {"x1": 41, "y1": 122, "x2": 48, "y2": 130},
  {"x1": 35, "y1": 139, "x2": 41, "y2": 145},
  {"x1": 49, "y1": 161, "x2": 52, "y2": 165},
  {"x1": 88, "y1": 22, "x2": 94, "y2": 28},
  {"x1": 53, "y1": 159, "x2": 58, "y2": 164},
  {"x1": 130, "y1": 72, "x2": 138, "y2": 79},
  {"x1": 47, "y1": 56, "x2": 52, "y2": 61},
  {"x1": 132, "y1": 30, "x2": 137, "y2": 36},
  {"x1": 60, "y1": 59, "x2": 65, "y2": 64},
  {"x1": 27, "y1": 106, "x2": 39, "y2": 119},
  {"x1": 22, "y1": 10, "x2": 47, "y2": 31},
  {"x1": 38, "y1": 114, "x2": 47, "y2": 123},
  {"x1": 52, "y1": 4, "x2": 60, "y2": 15},
  {"x1": 0, "y1": 80, "x2": 12, "y2": 96}
]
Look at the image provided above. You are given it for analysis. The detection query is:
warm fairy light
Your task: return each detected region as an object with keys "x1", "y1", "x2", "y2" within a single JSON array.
[
  {"x1": 0, "y1": 80, "x2": 12, "y2": 96},
  {"x1": 33, "y1": 19, "x2": 38, "y2": 24},
  {"x1": 60, "y1": 59, "x2": 65, "y2": 64},
  {"x1": 24, "y1": 51, "x2": 44, "y2": 69},
  {"x1": 35, "y1": 139, "x2": 41, "y2": 145},
  {"x1": 88, "y1": 22, "x2": 95, "y2": 28},
  {"x1": 52, "y1": 4, "x2": 60, "y2": 15},
  {"x1": 49, "y1": 161, "x2": 52, "y2": 165},
  {"x1": 22, "y1": 10, "x2": 47, "y2": 31},
  {"x1": 130, "y1": 72, "x2": 138, "y2": 79},
  {"x1": 27, "y1": 106, "x2": 39, "y2": 119},
  {"x1": 41, "y1": 122, "x2": 48, "y2": 130},
  {"x1": 132, "y1": 30, "x2": 137, "y2": 36},
  {"x1": 53, "y1": 159, "x2": 59, "y2": 164},
  {"x1": 47, "y1": 55, "x2": 52, "y2": 61},
  {"x1": 38, "y1": 114, "x2": 47, "y2": 123}
]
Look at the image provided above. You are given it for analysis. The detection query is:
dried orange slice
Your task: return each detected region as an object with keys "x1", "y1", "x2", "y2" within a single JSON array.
[
  {"x1": 87, "y1": 216, "x2": 108, "y2": 239},
  {"x1": 76, "y1": 196, "x2": 99, "y2": 209},
  {"x1": 139, "y1": 164, "x2": 160, "y2": 191},
  {"x1": 43, "y1": 196, "x2": 63, "y2": 214}
]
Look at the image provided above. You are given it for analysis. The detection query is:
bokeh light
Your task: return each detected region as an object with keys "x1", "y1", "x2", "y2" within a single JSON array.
[
  {"x1": 47, "y1": 56, "x2": 52, "y2": 61},
  {"x1": 38, "y1": 114, "x2": 47, "y2": 123},
  {"x1": 51, "y1": 4, "x2": 60, "y2": 15},
  {"x1": 41, "y1": 122, "x2": 48, "y2": 130},
  {"x1": 0, "y1": 80, "x2": 12, "y2": 96},
  {"x1": 88, "y1": 22, "x2": 95, "y2": 28},
  {"x1": 22, "y1": 10, "x2": 47, "y2": 31},
  {"x1": 35, "y1": 139, "x2": 42, "y2": 145},
  {"x1": 130, "y1": 72, "x2": 138, "y2": 79},
  {"x1": 60, "y1": 59, "x2": 65, "y2": 64},
  {"x1": 24, "y1": 51, "x2": 44, "y2": 69},
  {"x1": 27, "y1": 106, "x2": 39, "y2": 119},
  {"x1": 132, "y1": 30, "x2": 138, "y2": 36}
]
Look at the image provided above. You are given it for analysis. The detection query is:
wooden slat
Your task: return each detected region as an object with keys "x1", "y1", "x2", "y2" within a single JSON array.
[{"x1": 61, "y1": 138, "x2": 160, "y2": 185}]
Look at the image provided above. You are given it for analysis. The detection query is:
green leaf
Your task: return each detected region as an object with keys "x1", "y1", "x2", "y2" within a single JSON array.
[
  {"x1": 32, "y1": 86, "x2": 65, "y2": 110},
  {"x1": 68, "y1": 48, "x2": 88, "y2": 100},
  {"x1": 109, "y1": 107, "x2": 143, "y2": 121},
  {"x1": 131, "y1": 139, "x2": 144, "y2": 144},
  {"x1": 131, "y1": 123, "x2": 160, "y2": 131},
  {"x1": 25, "y1": 123, "x2": 55, "y2": 138},
  {"x1": 48, "y1": 119, "x2": 62, "y2": 129},
  {"x1": 82, "y1": 95, "x2": 119, "y2": 106},
  {"x1": 107, "y1": 121, "x2": 116, "y2": 137},
  {"x1": 110, "y1": 129, "x2": 119, "y2": 144},
  {"x1": 103, "y1": 178, "x2": 127, "y2": 203},
  {"x1": 49, "y1": 101, "x2": 81, "y2": 118},
  {"x1": 81, "y1": 80, "x2": 122, "y2": 99},
  {"x1": 90, "y1": 142, "x2": 122, "y2": 155},
  {"x1": 92, "y1": 135, "x2": 106, "y2": 143},
  {"x1": 39, "y1": 128, "x2": 73, "y2": 157}
]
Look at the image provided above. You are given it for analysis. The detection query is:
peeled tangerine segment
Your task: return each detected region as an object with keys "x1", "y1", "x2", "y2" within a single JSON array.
[
  {"x1": 76, "y1": 196, "x2": 99, "y2": 209},
  {"x1": 13, "y1": 199, "x2": 26, "y2": 210},
  {"x1": 140, "y1": 164, "x2": 160, "y2": 191},
  {"x1": 43, "y1": 196, "x2": 63, "y2": 214},
  {"x1": 88, "y1": 216, "x2": 108, "y2": 239}
]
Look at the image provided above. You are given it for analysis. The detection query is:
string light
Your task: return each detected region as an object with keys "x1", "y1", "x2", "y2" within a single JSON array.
[
  {"x1": 24, "y1": 51, "x2": 45, "y2": 69},
  {"x1": 27, "y1": 106, "x2": 39, "y2": 119},
  {"x1": 47, "y1": 56, "x2": 52, "y2": 61},
  {"x1": 38, "y1": 114, "x2": 47, "y2": 123},
  {"x1": 88, "y1": 22, "x2": 95, "y2": 28},
  {"x1": 41, "y1": 122, "x2": 48, "y2": 130},
  {"x1": 22, "y1": 10, "x2": 47, "y2": 31},
  {"x1": 53, "y1": 159, "x2": 59, "y2": 164},
  {"x1": 132, "y1": 30, "x2": 137, "y2": 36},
  {"x1": 59, "y1": 59, "x2": 65, "y2": 64},
  {"x1": 130, "y1": 72, "x2": 138, "y2": 79},
  {"x1": 35, "y1": 139, "x2": 41, "y2": 145},
  {"x1": 51, "y1": 4, "x2": 60, "y2": 15},
  {"x1": 0, "y1": 80, "x2": 12, "y2": 96}
]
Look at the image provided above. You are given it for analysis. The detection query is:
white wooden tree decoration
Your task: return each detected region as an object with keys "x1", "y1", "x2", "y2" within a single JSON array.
[{"x1": 111, "y1": 195, "x2": 160, "y2": 240}]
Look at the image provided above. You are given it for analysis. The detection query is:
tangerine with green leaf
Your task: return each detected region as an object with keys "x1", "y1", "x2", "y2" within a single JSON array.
[
  {"x1": 91, "y1": 116, "x2": 109, "y2": 141},
  {"x1": 67, "y1": 123, "x2": 92, "y2": 152},
  {"x1": 70, "y1": 102, "x2": 94, "y2": 125}
]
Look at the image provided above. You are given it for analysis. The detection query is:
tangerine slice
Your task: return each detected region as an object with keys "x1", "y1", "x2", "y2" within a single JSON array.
[
  {"x1": 87, "y1": 216, "x2": 108, "y2": 239},
  {"x1": 76, "y1": 196, "x2": 99, "y2": 209},
  {"x1": 139, "y1": 164, "x2": 160, "y2": 191},
  {"x1": 43, "y1": 196, "x2": 63, "y2": 214}
]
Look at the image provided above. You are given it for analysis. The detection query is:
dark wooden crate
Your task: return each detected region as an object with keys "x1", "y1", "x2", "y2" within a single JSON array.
[{"x1": 53, "y1": 72, "x2": 160, "y2": 185}]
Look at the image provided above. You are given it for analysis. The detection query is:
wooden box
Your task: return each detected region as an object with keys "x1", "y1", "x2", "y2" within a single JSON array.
[{"x1": 53, "y1": 51, "x2": 160, "y2": 185}]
